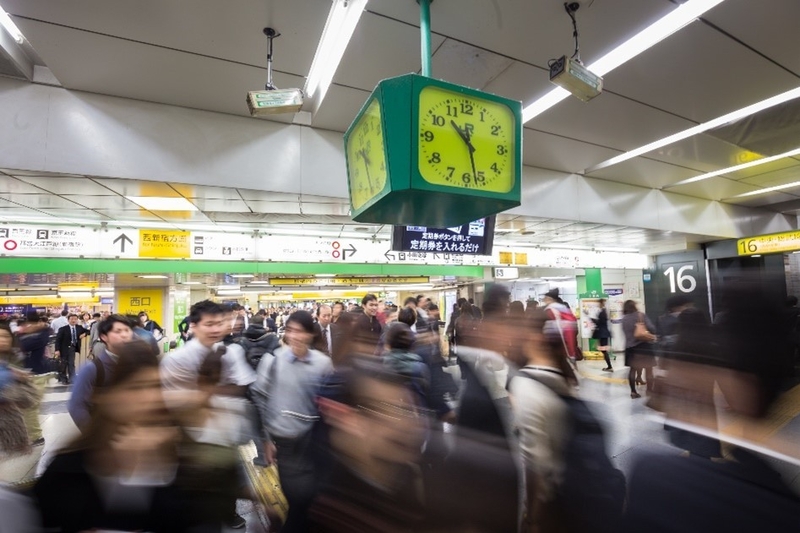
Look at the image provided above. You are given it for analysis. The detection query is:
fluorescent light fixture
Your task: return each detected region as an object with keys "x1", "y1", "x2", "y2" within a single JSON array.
[
  {"x1": 0, "y1": 7, "x2": 23, "y2": 43},
  {"x1": 28, "y1": 283, "x2": 58, "y2": 287},
  {"x1": 211, "y1": 285, "x2": 240, "y2": 290},
  {"x1": 314, "y1": 274, "x2": 336, "y2": 278},
  {"x1": 180, "y1": 281, "x2": 203, "y2": 285},
  {"x1": 539, "y1": 244, "x2": 593, "y2": 250},
  {"x1": 126, "y1": 196, "x2": 198, "y2": 211},
  {"x1": 595, "y1": 246, "x2": 640, "y2": 253},
  {"x1": 522, "y1": 0, "x2": 727, "y2": 122},
  {"x1": 670, "y1": 146, "x2": 800, "y2": 187},
  {"x1": 588, "y1": 85, "x2": 800, "y2": 173},
  {"x1": 248, "y1": 281, "x2": 271, "y2": 285},
  {"x1": 304, "y1": 0, "x2": 368, "y2": 106},
  {"x1": 217, "y1": 290, "x2": 243, "y2": 296},
  {"x1": 137, "y1": 275, "x2": 169, "y2": 279},
  {"x1": 230, "y1": 274, "x2": 255, "y2": 279},
  {"x1": 729, "y1": 180, "x2": 800, "y2": 199},
  {"x1": 58, "y1": 291, "x2": 93, "y2": 299},
  {"x1": 751, "y1": 255, "x2": 762, "y2": 258}
]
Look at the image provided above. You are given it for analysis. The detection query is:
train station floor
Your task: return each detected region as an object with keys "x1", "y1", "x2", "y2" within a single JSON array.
[{"x1": 6, "y1": 359, "x2": 800, "y2": 532}]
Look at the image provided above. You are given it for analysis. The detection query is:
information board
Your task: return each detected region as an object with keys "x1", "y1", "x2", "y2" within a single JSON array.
[
  {"x1": 737, "y1": 230, "x2": 800, "y2": 256},
  {"x1": 391, "y1": 217, "x2": 495, "y2": 255}
]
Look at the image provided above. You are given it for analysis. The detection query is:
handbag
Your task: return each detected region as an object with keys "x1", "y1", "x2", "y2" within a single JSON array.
[
  {"x1": 634, "y1": 313, "x2": 657, "y2": 343},
  {"x1": 239, "y1": 442, "x2": 289, "y2": 530}
]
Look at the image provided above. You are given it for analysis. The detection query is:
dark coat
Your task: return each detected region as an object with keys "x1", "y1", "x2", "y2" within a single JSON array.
[
  {"x1": 591, "y1": 308, "x2": 611, "y2": 339},
  {"x1": 55, "y1": 324, "x2": 88, "y2": 357}
]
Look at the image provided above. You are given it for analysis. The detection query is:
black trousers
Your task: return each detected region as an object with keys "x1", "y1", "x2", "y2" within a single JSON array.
[
  {"x1": 274, "y1": 433, "x2": 318, "y2": 533},
  {"x1": 599, "y1": 337, "x2": 612, "y2": 368},
  {"x1": 60, "y1": 347, "x2": 76, "y2": 382}
]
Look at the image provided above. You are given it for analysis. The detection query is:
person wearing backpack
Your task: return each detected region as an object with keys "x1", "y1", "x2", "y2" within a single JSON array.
[
  {"x1": 512, "y1": 309, "x2": 626, "y2": 533},
  {"x1": 239, "y1": 314, "x2": 281, "y2": 370},
  {"x1": 543, "y1": 288, "x2": 581, "y2": 387}
]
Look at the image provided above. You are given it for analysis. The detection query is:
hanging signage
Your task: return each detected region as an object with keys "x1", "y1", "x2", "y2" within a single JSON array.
[
  {"x1": 493, "y1": 267, "x2": 519, "y2": 280},
  {"x1": 139, "y1": 230, "x2": 190, "y2": 259},
  {"x1": 117, "y1": 288, "x2": 164, "y2": 326},
  {"x1": 191, "y1": 232, "x2": 255, "y2": 260},
  {"x1": 0, "y1": 226, "x2": 98, "y2": 257},
  {"x1": 391, "y1": 217, "x2": 496, "y2": 256},
  {"x1": 269, "y1": 276, "x2": 430, "y2": 286},
  {"x1": 737, "y1": 230, "x2": 800, "y2": 256}
]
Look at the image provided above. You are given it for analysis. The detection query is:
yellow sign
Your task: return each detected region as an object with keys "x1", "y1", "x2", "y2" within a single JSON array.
[
  {"x1": 57, "y1": 282, "x2": 100, "y2": 291},
  {"x1": 514, "y1": 252, "x2": 528, "y2": 265},
  {"x1": 289, "y1": 291, "x2": 369, "y2": 300},
  {"x1": 737, "y1": 230, "x2": 800, "y2": 256},
  {"x1": 269, "y1": 276, "x2": 429, "y2": 286},
  {"x1": 139, "y1": 230, "x2": 190, "y2": 259},
  {"x1": 117, "y1": 288, "x2": 164, "y2": 326},
  {"x1": 0, "y1": 295, "x2": 99, "y2": 305},
  {"x1": 498, "y1": 251, "x2": 513, "y2": 264}
]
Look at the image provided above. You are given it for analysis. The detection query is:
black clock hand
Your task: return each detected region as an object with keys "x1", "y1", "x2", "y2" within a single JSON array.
[
  {"x1": 451, "y1": 120, "x2": 478, "y2": 184},
  {"x1": 358, "y1": 149, "x2": 374, "y2": 191}
]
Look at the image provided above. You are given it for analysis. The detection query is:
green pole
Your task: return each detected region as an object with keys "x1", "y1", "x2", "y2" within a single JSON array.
[
  {"x1": 584, "y1": 268, "x2": 603, "y2": 353},
  {"x1": 418, "y1": 0, "x2": 432, "y2": 77}
]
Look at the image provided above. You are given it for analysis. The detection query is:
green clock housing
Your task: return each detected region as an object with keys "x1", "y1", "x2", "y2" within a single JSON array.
[{"x1": 344, "y1": 74, "x2": 522, "y2": 227}]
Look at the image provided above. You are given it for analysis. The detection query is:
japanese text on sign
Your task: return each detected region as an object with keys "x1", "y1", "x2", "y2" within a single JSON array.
[
  {"x1": 738, "y1": 231, "x2": 800, "y2": 256},
  {"x1": 139, "y1": 230, "x2": 190, "y2": 259}
]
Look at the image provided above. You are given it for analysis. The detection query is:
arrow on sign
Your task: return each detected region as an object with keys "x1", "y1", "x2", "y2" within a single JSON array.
[
  {"x1": 113, "y1": 233, "x2": 133, "y2": 253},
  {"x1": 342, "y1": 243, "x2": 357, "y2": 260},
  {"x1": 384, "y1": 251, "x2": 395, "y2": 261}
]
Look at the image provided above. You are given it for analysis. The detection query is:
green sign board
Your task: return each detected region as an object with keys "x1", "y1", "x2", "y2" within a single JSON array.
[{"x1": 344, "y1": 74, "x2": 522, "y2": 227}]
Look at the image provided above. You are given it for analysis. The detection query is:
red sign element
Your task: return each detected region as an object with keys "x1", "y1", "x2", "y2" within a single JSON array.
[
  {"x1": 331, "y1": 241, "x2": 341, "y2": 249},
  {"x1": 3, "y1": 240, "x2": 17, "y2": 251}
]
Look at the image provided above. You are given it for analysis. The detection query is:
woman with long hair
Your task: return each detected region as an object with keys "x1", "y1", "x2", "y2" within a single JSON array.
[{"x1": 621, "y1": 300, "x2": 657, "y2": 399}]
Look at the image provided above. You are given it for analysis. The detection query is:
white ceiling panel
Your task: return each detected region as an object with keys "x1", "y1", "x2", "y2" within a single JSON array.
[
  {"x1": 236, "y1": 189, "x2": 299, "y2": 202},
  {"x1": 665, "y1": 177, "x2": 761, "y2": 202},
  {"x1": 3, "y1": 0, "x2": 329, "y2": 77},
  {"x1": 530, "y1": 91, "x2": 695, "y2": 153},
  {"x1": 644, "y1": 134, "x2": 789, "y2": 174},
  {"x1": 12, "y1": 19, "x2": 305, "y2": 119},
  {"x1": 734, "y1": 162, "x2": 800, "y2": 186},
  {"x1": 707, "y1": 0, "x2": 800, "y2": 76},
  {"x1": 605, "y1": 22, "x2": 800, "y2": 123},
  {"x1": 522, "y1": 128, "x2": 620, "y2": 174},
  {"x1": 481, "y1": 61, "x2": 549, "y2": 108},
  {"x1": 61, "y1": 195, "x2": 141, "y2": 210},
  {"x1": 311, "y1": 84, "x2": 370, "y2": 133},
  {"x1": 16, "y1": 175, "x2": 112, "y2": 195},
  {"x1": 2, "y1": 193, "x2": 83, "y2": 209},
  {"x1": 587, "y1": 158, "x2": 702, "y2": 190},
  {"x1": 0, "y1": 176, "x2": 47, "y2": 194},
  {"x1": 93, "y1": 209, "x2": 165, "y2": 222},
  {"x1": 334, "y1": 12, "x2": 446, "y2": 92},
  {"x1": 430, "y1": 39, "x2": 514, "y2": 92},
  {"x1": 90, "y1": 178, "x2": 182, "y2": 197},
  {"x1": 155, "y1": 211, "x2": 213, "y2": 224},
  {"x1": 724, "y1": 191, "x2": 800, "y2": 208},
  {"x1": 187, "y1": 198, "x2": 251, "y2": 213},
  {"x1": 36, "y1": 208, "x2": 111, "y2": 220},
  {"x1": 169, "y1": 183, "x2": 245, "y2": 200},
  {"x1": 243, "y1": 200, "x2": 302, "y2": 215}
]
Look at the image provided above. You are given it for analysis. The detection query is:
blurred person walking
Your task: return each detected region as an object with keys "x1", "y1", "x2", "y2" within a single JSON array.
[
  {"x1": 621, "y1": 300, "x2": 657, "y2": 399},
  {"x1": 68, "y1": 315, "x2": 134, "y2": 432},
  {"x1": 18, "y1": 313, "x2": 52, "y2": 375},
  {"x1": 591, "y1": 299, "x2": 614, "y2": 372},
  {"x1": 251, "y1": 310, "x2": 333, "y2": 533},
  {"x1": 35, "y1": 340, "x2": 209, "y2": 532},
  {"x1": 138, "y1": 311, "x2": 164, "y2": 341}
]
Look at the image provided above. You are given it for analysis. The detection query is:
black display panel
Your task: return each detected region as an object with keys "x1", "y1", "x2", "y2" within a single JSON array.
[{"x1": 391, "y1": 216, "x2": 495, "y2": 255}]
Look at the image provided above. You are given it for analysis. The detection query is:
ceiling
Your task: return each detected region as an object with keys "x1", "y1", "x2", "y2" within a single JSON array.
[
  {"x1": 0, "y1": 170, "x2": 699, "y2": 251},
  {"x1": 0, "y1": 0, "x2": 799, "y2": 244}
]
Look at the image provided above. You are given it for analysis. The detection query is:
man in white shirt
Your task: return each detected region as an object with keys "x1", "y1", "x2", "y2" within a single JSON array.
[
  {"x1": 50, "y1": 310, "x2": 68, "y2": 335},
  {"x1": 160, "y1": 300, "x2": 256, "y2": 530}
]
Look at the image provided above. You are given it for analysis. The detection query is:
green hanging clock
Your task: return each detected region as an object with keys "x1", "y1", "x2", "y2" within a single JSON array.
[{"x1": 344, "y1": 74, "x2": 522, "y2": 227}]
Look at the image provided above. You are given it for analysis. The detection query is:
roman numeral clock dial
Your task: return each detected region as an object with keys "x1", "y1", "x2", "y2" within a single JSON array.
[{"x1": 418, "y1": 86, "x2": 516, "y2": 194}]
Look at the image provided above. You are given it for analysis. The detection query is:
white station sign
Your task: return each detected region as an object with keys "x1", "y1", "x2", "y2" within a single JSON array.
[{"x1": 0, "y1": 223, "x2": 648, "y2": 269}]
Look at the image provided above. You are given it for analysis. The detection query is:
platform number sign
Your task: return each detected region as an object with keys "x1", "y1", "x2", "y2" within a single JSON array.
[
  {"x1": 663, "y1": 265, "x2": 697, "y2": 294},
  {"x1": 643, "y1": 251, "x2": 709, "y2": 321}
]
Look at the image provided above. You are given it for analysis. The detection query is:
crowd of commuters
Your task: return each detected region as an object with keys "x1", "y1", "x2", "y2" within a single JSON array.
[{"x1": 0, "y1": 286, "x2": 799, "y2": 532}]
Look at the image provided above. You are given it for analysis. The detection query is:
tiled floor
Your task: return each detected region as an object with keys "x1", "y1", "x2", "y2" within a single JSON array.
[{"x1": 6, "y1": 358, "x2": 800, "y2": 532}]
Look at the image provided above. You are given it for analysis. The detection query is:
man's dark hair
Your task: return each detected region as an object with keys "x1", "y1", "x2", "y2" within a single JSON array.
[
  {"x1": 109, "y1": 340, "x2": 160, "y2": 387},
  {"x1": 361, "y1": 293, "x2": 378, "y2": 306},
  {"x1": 457, "y1": 297, "x2": 468, "y2": 307},
  {"x1": 137, "y1": 311, "x2": 148, "y2": 318},
  {"x1": 416, "y1": 294, "x2": 426, "y2": 304},
  {"x1": 386, "y1": 322, "x2": 414, "y2": 351},
  {"x1": 404, "y1": 296, "x2": 417, "y2": 307},
  {"x1": 286, "y1": 310, "x2": 315, "y2": 334},
  {"x1": 468, "y1": 298, "x2": 475, "y2": 305},
  {"x1": 398, "y1": 307, "x2": 417, "y2": 327},
  {"x1": 98, "y1": 314, "x2": 133, "y2": 338},
  {"x1": 92, "y1": 313, "x2": 101, "y2": 319},
  {"x1": 68, "y1": 314, "x2": 79, "y2": 320},
  {"x1": 317, "y1": 304, "x2": 332, "y2": 317},
  {"x1": 428, "y1": 303, "x2": 439, "y2": 312},
  {"x1": 251, "y1": 314, "x2": 265, "y2": 327},
  {"x1": 189, "y1": 300, "x2": 226, "y2": 324},
  {"x1": 333, "y1": 301, "x2": 344, "y2": 309},
  {"x1": 60, "y1": 310, "x2": 68, "y2": 317}
]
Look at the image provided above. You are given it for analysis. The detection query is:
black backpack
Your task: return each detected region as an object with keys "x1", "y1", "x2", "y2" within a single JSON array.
[
  {"x1": 238, "y1": 334, "x2": 280, "y2": 370},
  {"x1": 517, "y1": 370, "x2": 626, "y2": 532}
]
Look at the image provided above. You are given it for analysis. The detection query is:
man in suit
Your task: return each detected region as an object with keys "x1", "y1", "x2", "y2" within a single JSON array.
[
  {"x1": 54, "y1": 314, "x2": 87, "y2": 384},
  {"x1": 312, "y1": 304, "x2": 335, "y2": 356}
]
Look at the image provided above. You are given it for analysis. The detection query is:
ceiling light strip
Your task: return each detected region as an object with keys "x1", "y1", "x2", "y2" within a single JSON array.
[
  {"x1": 668, "y1": 146, "x2": 800, "y2": 188},
  {"x1": 587, "y1": 86, "x2": 800, "y2": 173},
  {"x1": 304, "y1": 0, "x2": 369, "y2": 110},
  {"x1": 522, "y1": 0, "x2": 727, "y2": 123},
  {"x1": 0, "y1": 7, "x2": 23, "y2": 43},
  {"x1": 729, "y1": 180, "x2": 800, "y2": 199}
]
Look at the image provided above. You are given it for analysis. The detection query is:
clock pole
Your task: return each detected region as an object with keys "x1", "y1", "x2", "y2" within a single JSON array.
[{"x1": 417, "y1": 0, "x2": 433, "y2": 77}]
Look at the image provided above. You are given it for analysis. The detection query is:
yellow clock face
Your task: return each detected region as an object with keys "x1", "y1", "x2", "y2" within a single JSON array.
[
  {"x1": 418, "y1": 86, "x2": 516, "y2": 193},
  {"x1": 346, "y1": 99, "x2": 388, "y2": 211}
]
